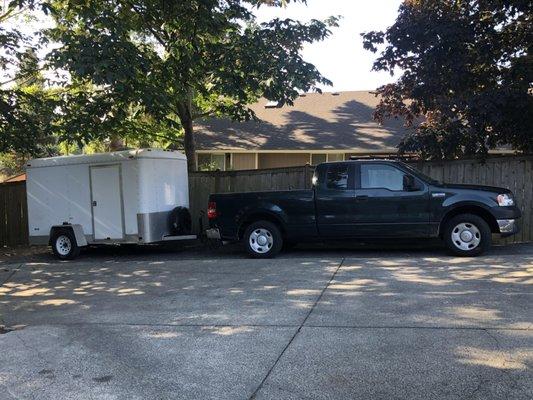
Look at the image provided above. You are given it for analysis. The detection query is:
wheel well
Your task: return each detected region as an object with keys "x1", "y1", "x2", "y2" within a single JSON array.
[
  {"x1": 49, "y1": 226, "x2": 72, "y2": 245},
  {"x1": 49, "y1": 224, "x2": 87, "y2": 247},
  {"x1": 238, "y1": 213, "x2": 285, "y2": 240},
  {"x1": 439, "y1": 206, "x2": 499, "y2": 237}
]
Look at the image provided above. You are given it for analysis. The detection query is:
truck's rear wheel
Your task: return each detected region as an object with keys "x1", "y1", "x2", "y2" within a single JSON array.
[
  {"x1": 444, "y1": 214, "x2": 491, "y2": 257},
  {"x1": 51, "y1": 229, "x2": 80, "y2": 260},
  {"x1": 244, "y1": 220, "x2": 283, "y2": 258}
]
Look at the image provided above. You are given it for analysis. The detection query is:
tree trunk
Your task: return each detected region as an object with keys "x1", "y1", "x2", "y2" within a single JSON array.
[
  {"x1": 108, "y1": 135, "x2": 124, "y2": 151},
  {"x1": 177, "y1": 96, "x2": 197, "y2": 172},
  {"x1": 183, "y1": 116, "x2": 196, "y2": 172}
]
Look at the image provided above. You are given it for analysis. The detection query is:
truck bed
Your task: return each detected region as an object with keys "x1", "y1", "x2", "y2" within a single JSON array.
[{"x1": 209, "y1": 189, "x2": 316, "y2": 240}]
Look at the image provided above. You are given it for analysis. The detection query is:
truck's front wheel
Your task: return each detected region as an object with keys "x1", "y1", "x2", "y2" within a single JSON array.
[
  {"x1": 244, "y1": 221, "x2": 283, "y2": 258},
  {"x1": 444, "y1": 214, "x2": 491, "y2": 257}
]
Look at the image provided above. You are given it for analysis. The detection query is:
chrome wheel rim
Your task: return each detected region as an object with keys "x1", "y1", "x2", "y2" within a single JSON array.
[
  {"x1": 56, "y1": 235, "x2": 72, "y2": 256},
  {"x1": 451, "y1": 222, "x2": 481, "y2": 251},
  {"x1": 249, "y1": 228, "x2": 273, "y2": 254}
]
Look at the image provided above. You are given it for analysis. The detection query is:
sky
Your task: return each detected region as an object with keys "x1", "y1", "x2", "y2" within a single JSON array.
[
  {"x1": 3, "y1": 0, "x2": 403, "y2": 92},
  {"x1": 255, "y1": 0, "x2": 403, "y2": 92}
]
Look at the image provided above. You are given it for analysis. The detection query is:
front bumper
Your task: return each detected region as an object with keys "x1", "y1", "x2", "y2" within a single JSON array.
[
  {"x1": 205, "y1": 228, "x2": 221, "y2": 240},
  {"x1": 497, "y1": 219, "x2": 520, "y2": 237}
]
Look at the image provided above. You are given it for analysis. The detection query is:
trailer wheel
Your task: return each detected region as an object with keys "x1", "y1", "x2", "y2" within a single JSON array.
[
  {"x1": 51, "y1": 229, "x2": 80, "y2": 260},
  {"x1": 244, "y1": 220, "x2": 283, "y2": 258}
]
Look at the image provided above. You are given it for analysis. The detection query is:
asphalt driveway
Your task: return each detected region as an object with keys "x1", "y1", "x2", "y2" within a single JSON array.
[{"x1": 0, "y1": 244, "x2": 532, "y2": 399}]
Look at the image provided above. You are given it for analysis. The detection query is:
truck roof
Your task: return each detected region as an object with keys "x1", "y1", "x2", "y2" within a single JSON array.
[
  {"x1": 26, "y1": 148, "x2": 186, "y2": 168},
  {"x1": 319, "y1": 159, "x2": 405, "y2": 166}
]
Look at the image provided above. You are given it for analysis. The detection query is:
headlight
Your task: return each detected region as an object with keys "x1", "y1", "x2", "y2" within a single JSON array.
[{"x1": 497, "y1": 193, "x2": 514, "y2": 206}]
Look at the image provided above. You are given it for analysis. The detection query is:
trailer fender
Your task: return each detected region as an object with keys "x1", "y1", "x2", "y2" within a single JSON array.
[{"x1": 49, "y1": 224, "x2": 88, "y2": 247}]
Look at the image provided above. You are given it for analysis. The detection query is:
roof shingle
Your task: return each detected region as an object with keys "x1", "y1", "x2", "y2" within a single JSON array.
[{"x1": 195, "y1": 91, "x2": 413, "y2": 153}]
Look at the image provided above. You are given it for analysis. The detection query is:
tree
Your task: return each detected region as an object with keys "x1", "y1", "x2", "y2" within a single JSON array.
[
  {"x1": 0, "y1": 1, "x2": 184, "y2": 172},
  {"x1": 363, "y1": 0, "x2": 532, "y2": 159},
  {"x1": 0, "y1": 1, "x2": 59, "y2": 160},
  {"x1": 43, "y1": 0, "x2": 338, "y2": 170},
  {"x1": 15, "y1": 47, "x2": 45, "y2": 87}
]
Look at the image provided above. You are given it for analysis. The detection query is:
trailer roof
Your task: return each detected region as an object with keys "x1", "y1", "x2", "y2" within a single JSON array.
[{"x1": 27, "y1": 149, "x2": 186, "y2": 168}]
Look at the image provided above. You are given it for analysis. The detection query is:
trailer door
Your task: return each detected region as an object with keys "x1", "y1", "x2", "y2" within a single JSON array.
[{"x1": 90, "y1": 165, "x2": 124, "y2": 240}]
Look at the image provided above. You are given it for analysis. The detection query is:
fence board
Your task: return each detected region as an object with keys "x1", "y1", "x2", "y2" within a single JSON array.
[
  {"x1": 0, "y1": 187, "x2": 6, "y2": 246},
  {"x1": 521, "y1": 159, "x2": 532, "y2": 243}
]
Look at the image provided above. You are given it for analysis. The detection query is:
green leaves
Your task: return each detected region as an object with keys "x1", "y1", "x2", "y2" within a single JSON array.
[
  {"x1": 0, "y1": 87, "x2": 58, "y2": 156},
  {"x1": 37, "y1": 0, "x2": 336, "y2": 169},
  {"x1": 0, "y1": 0, "x2": 335, "y2": 170},
  {"x1": 0, "y1": 4, "x2": 58, "y2": 159},
  {"x1": 364, "y1": 0, "x2": 533, "y2": 159}
]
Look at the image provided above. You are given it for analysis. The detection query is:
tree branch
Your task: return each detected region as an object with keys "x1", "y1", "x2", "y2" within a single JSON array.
[
  {"x1": 192, "y1": 109, "x2": 214, "y2": 120},
  {"x1": 119, "y1": 0, "x2": 168, "y2": 49},
  {"x1": 0, "y1": 66, "x2": 46, "y2": 88},
  {"x1": 0, "y1": 5, "x2": 28, "y2": 23}
]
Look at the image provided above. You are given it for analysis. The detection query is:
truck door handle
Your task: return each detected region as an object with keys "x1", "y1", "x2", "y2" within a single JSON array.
[
  {"x1": 92, "y1": 201, "x2": 97, "y2": 207},
  {"x1": 355, "y1": 195, "x2": 369, "y2": 201}
]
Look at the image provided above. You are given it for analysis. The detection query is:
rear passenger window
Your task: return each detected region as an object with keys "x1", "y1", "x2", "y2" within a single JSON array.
[
  {"x1": 326, "y1": 164, "x2": 350, "y2": 190},
  {"x1": 361, "y1": 164, "x2": 404, "y2": 191}
]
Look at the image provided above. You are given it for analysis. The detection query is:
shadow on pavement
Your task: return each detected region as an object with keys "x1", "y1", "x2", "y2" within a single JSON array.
[
  {"x1": 0, "y1": 241, "x2": 531, "y2": 399},
  {"x1": 2, "y1": 239, "x2": 531, "y2": 265}
]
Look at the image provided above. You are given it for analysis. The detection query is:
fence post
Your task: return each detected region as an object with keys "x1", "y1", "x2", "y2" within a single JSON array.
[{"x1": 214, "y1": 172, "x2": 220, "y2": 193}]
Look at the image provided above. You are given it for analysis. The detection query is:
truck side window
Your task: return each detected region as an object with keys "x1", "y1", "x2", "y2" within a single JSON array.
[
  {"x1": 361, "y1": 164, "x2": 405, "y2": 191},
  {"x1": 326, "y1": 164, "x2": 350, "y2": 190}
]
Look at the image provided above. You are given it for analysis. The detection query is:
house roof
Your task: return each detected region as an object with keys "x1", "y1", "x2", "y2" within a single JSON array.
[
  {"x1": 2, "y1": 173, "x2": 26, "y2": 183},
  {"x1": 195, "y1": 91, "x2": 413, "y2": 153}
]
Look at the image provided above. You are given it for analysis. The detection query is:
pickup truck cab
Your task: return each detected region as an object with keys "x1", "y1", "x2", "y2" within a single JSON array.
[{"x1": 206, "y1": 160, "x2": 521, "y2": 258}]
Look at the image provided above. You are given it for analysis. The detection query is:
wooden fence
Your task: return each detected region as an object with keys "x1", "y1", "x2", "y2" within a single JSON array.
[
  {"x1": 188, "y1": 165, "x2": 314, "y2": 233},
  {"x1": 1, "y1": 156, "x2": 531, "y2": 246},
  {"x1": 0, "y1": 181, "x2": 28, "y2": 247}
]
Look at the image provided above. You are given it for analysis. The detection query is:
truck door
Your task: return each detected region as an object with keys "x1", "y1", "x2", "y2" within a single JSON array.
[
  {"x1": 90, "y1": 165, "x2": 124, "y2": 240},
  {"x1": 352, "y1": 163, "x2": 430, "y2": 237},
  {"x1": 315, "y1": 162, "x2": 356, "y2": 237}
]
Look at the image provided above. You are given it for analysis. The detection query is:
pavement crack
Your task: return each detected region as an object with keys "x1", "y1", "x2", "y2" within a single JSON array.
[
  {"x1": 248, "y1": 258, "x2": 345, "y2": 400},
  {"x1": 1, "y1": 263, "x2": 23, "y2": 327},
  {"x1": 466, "y1": 378, "x2": 484, "y2": 400},
  {"x1": 17, "y1": 333, "x2": 49, "y2": 366},
  {"x1": 483, "y1": 328, "x2": 501, "y2": 348},
  {"x1": 7, "y1": 321, "x2": 532, "y2": 332},
  {"x1": 483, "y1": 328, "x2": 521, "y2": 391},
  {"x1": 1, "y1": 263, "x2": 23, "y2": 286},
  {"x1": 0, "y1": 383, "x2": 22, "y2": 400}
]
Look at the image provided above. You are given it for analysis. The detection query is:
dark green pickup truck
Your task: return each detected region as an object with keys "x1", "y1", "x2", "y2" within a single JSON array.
[{"x1": 206, "y1": 160, "x2": 521, "y2": 258}]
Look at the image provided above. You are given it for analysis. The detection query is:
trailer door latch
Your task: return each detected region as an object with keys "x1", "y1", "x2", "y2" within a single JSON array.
[{"x1": 92, "y1": 201, "x2": 97, "y2": 206}]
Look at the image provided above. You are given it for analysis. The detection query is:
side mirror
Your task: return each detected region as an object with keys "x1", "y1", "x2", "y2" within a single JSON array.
[{"x1": 403, "y1": 174, "x2": 417, "y2": 191}]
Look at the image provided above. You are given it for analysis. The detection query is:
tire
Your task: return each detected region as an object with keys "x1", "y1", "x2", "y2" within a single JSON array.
[
  {"x1": 168, "y1": 207, "x2": 192, "y2": 235},
  {"x1": 243, "y1": 220, "x2": 283, "y2": 258},
  {"x1": 51, "y1": 229, "x2": 80, "y2": 260},
  {"x1": 443, "y1": 214, "x2": 491, "y2": 257}
]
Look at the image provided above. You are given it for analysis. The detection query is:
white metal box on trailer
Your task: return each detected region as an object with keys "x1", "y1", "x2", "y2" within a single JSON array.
[{"x1": 26, "y1": 149, "x2": 194, "y2": 258}]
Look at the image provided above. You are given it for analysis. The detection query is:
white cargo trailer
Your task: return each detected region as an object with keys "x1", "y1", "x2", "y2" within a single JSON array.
[{"x1": 26, "y1": 149, "x2": 195, "y2": 259}]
